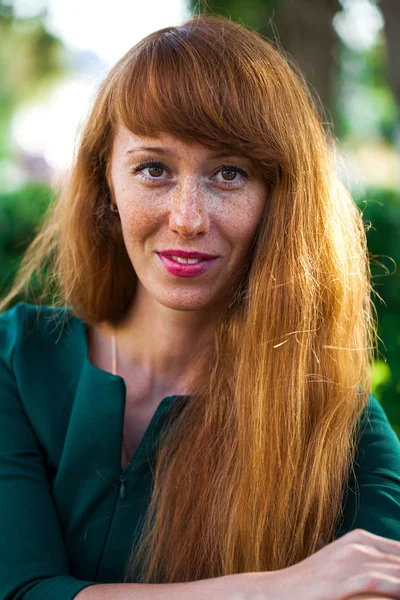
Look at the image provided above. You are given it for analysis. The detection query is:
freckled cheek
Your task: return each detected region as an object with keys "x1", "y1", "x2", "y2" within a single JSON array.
[
  {"x1": 222, "y1": 202, "x2": 264, "y2": 256},
  {"x1": 116, "y1": 191, "x2": 163, "y2": 238}
]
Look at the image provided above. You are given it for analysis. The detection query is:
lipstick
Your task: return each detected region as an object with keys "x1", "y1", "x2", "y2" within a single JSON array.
[{"x1": 157, "y1": 250, "x2": 218, "y2": 278}]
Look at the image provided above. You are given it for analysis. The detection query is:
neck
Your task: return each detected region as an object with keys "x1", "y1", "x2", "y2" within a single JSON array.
[{"x1": 109, "y1": 286, "x2": 218, "y2": 395}]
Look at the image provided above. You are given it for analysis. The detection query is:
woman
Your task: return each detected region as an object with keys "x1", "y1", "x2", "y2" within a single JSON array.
[{"x1": 1, "y1": 14, "x2": 400, "y2": 600}]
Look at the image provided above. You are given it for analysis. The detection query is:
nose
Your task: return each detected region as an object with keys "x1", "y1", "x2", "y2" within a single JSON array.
[{"x1": 168, "y1": 179, "x2": 210, "y2": 238}]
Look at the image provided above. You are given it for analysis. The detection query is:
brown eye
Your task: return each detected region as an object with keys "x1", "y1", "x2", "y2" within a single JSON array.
[
  {"x1": 221, "y1": 168, "x2": 237, "y2": 181},
  {"x1": 148, "y1": 165, "x2": 164, "y2": 177}
]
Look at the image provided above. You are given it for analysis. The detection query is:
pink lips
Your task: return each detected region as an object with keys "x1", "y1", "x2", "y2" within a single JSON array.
[{"x1": 157, "y1": 250, "x2": 218, "y2": 278}]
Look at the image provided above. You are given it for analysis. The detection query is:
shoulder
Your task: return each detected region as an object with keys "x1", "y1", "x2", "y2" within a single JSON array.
[
  {"x1": 338, "y1": 392, "x2": 400, "y2": 541},
  {"x1": 0, "y1": 300, "x2": 72, "y2": 343},
  {"x1": 1, "y1": 300, "x2": 71, "y2": 327},
  {"x1": 0, "y1": 301, "x2": 82, "y2": 372},
  {"x1": 355, "y1": 392, "x2": 400, "y2": 478}
]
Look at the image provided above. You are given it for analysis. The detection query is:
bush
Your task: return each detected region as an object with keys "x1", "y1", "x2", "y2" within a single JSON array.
[
  {"x1": 355, "y1": 188, "x2": 400, "y2": 436},
  {"x1": 1, "y1": 182, "x2": 399, "y2": 434},
  {"x1": 0, "y1": 181, "x2": 53, "y2": 298}
]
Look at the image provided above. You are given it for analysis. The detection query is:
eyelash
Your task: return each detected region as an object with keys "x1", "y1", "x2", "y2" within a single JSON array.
[{"x1": 129, "y1": 160, "x2": 250, "y2": 186}]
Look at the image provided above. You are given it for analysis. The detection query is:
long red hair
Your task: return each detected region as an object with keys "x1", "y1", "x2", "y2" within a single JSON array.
[{"x1": 1, "y1": 15, "x2": 376, "y2": 582}]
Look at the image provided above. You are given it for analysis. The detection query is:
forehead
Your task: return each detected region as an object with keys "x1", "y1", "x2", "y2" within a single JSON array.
[
  {"x1": 113, "y1": 127, "x2": 195, "y2": 154},
  {"x1": 111, "y1": 126, "x2": 248, "y2": 163}
]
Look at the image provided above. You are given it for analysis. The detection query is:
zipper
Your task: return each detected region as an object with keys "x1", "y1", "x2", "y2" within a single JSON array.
[
  {"x1": 117, "y1": 396, "x2": 182, "y2": 502},
  {"x1": 119, "y1": 469, "x2": 127, "y2": 500}
]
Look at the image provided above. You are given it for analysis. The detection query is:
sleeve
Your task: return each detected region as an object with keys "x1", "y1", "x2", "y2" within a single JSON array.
[
  {"x1": 337, "y1": 392, "x2": 400, "y2": 541},
  {"x1": 0, "y1": 304, "x2": 96, "y2": 600}
]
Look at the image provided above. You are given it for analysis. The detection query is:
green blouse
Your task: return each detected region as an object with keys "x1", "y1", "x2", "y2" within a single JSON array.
[{"x1": 0, "y1": 302, "x2": 399, "y2": 600}]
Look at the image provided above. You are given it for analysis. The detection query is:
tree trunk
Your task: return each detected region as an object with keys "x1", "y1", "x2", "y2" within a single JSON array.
[
  {"x1": 379, "y1": 0, "x2": 400, "y2": 107},
  {"x1": 274, "y1": 0, "x2": 341, "y2": 123}
]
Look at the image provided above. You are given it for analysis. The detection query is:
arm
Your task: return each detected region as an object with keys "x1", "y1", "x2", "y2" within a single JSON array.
[
  {"x1": 74, "y1": 575, "x2": 240, "y2": 600},
  {"x1": 75, "y1": 584, "x2": 395, "y2": 600},
  {"x1": 338, "y1": 393, "x2": 400, "y2": 542},
  {"x1": 0, "y1": 306, "x2": 95, "y2": 600}
]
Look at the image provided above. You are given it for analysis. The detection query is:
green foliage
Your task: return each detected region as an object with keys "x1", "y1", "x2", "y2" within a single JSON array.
[
  {"x1": 189, "y1": 0, "x2": 276, "y2": 37},
  {"x1": 356, "y1": 188, "x2": 400, "y2": 433},
  {"x1": 0, "y1": 182, "x2": 53, "y2": 297},
  {"x1": 336, "y1": 35, "x2": 399, "y2": 143},
  {"x1": 0, "y1": 3, "x2": 66, "y2": 112},
  {"x1": 0, "y1": 2, "x2": 67, "y2": 165}
]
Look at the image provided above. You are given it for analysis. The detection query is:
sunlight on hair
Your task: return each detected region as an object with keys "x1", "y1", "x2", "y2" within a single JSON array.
[{"x1": 2, "y1": 16, "x2": 377, "y2": 583}]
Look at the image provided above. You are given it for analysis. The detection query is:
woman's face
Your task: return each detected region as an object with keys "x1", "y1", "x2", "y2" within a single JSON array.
[{"x1": 109, "y1": 126, "x2": 267, "y2": 312}]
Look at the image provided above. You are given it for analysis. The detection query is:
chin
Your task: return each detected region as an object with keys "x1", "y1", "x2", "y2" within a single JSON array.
[
  {"x1": 157, "y1": 298, "x2": 213, "y2": 312},
  {"x1": 154, "y1": 289, "x2": 219, "y2": 312}
]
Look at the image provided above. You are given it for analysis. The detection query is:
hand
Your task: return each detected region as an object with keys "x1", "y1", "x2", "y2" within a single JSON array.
[
  {"x1": 351, "y1": 596, "x2": 396, "y2": 599},
  {"x1": 232, "y1": 529, "x2": 400, "y2": 600}
]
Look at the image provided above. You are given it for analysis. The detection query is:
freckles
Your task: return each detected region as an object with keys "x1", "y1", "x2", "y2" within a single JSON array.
[
  {"x1": 222, "y1": 192, "x2": 264, "y2": 237},
  {"x1": 119, "y1": 192, "x2": 166, "y2": 237},
  {"x1": 123, "y1": 205, "x2": 156, "y2": 232}
]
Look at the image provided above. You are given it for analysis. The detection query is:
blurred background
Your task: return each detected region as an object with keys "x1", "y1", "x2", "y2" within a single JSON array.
[{"x1": 0, "y1": 0, "x2": 399, "y2": 434}]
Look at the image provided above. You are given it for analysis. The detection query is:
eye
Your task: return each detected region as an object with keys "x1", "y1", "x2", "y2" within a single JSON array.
[
  {"x1": 221, "y1": 168, "x2": 237, "y2": 181},
  {"x1": 213, "y1": 165, "x2": 249, "y2": 185},
  {"x1": 145, "y1": 164, "x2": 164, "y2": 177},
  {"x1": 130, "y1": 161, "x2": 170, "y2": 181}
]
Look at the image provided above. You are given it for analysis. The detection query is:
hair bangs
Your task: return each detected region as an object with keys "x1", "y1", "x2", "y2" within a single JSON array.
[{"x1": 110, "y1": 25, "x2": 280, "y2": 177}]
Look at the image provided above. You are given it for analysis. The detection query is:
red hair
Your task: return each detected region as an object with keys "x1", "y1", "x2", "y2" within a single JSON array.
[{"x1": 1, "y1": 15, "x2": 376, "y2": 582}]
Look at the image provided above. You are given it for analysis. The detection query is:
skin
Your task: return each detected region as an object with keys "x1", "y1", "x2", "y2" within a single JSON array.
[{"x1": 91, "y1": 126, "x2": 266, "y2": 403}]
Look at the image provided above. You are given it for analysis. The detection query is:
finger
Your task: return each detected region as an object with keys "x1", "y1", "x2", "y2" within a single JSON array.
[
  {"x1": 344, "y1": 530, "x2": 400, "y2": 558},
  {"x1": 363, "y1": 562, "x2": 400, "y2": 572},
  {"x1": 344, "y1": 572, "x2": 400, "y2": 600},
  {"x1": 351, "y1": 596, "x2": 397, "y2": 599},
  {"x1": 353, "y1": 546, "x2": 400, "y2": 565}
]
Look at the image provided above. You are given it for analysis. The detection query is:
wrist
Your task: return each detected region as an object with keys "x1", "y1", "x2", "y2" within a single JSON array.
[
  {"x1": 187, "y1": 572, "x2": 250, "y2": 600},
  {"x1": 208, "y1": 571, "x2": 275, "y2": 600}
]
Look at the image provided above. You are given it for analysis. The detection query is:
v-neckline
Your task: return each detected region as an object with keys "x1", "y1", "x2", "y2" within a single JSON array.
[{"x1": 74, "y1": 316, "x2": 189, "y2": 474}]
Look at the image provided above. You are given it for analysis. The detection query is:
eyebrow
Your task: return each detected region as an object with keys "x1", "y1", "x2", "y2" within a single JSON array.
[
  {"x1": 124, "y1": 146, "x2": 172, "y2": 157},
  {"x1": 124, "y1": 146, "x2": 245, "y2": 160}
]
